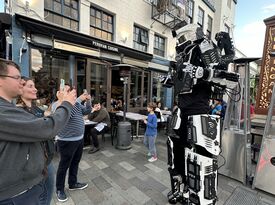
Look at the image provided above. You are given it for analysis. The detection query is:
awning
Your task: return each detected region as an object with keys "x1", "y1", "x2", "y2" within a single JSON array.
[
  {"x1": 148, "y1": 62, "x2": 169, "y2": 72},
  {"x1": 15, "y1": 14, "x2": 153, "y2": 61}
]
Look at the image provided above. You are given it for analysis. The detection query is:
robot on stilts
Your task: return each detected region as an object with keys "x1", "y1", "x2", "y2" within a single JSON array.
[{"x1": 162, "y1": 21, "x2": 240, "y2": 205}]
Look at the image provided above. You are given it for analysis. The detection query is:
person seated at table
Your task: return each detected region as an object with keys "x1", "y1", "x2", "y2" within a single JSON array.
[
  {"x1": 115, "y1": 99, "x2": 123, "y2": 111},
  {"x1": 88, "y1": 100, "x2": 111, "y2": 154}
]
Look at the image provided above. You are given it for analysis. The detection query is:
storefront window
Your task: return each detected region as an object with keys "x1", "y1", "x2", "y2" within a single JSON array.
[
  {"x1": 76, "y1": 60, "x2": 86, "y2": 95},
  {"x1": 111, "y1": 69, "x2": 124, "y2": 108},
  {"x1": 130, "y1": 70, "x2": 142, "y2": 108},
  {"x1": 89, "y1": 63, "x2": 108, "y2": 106},
  {"x1": 152, "y1": 72, "x2": 173, "y2": 109},
  {"x1": 31, "y1": 48, "x2": 71, "y2": 106},
  {"x1": 144, "y1": 72, "x2": 149, "y2": 106}
]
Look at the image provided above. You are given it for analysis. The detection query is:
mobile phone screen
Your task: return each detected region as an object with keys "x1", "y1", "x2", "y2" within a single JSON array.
[{"x1": 60, "y1": 79, "x2": 65, "y2": 91}]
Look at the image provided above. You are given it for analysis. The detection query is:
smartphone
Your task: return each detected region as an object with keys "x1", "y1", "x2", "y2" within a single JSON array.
[
  {"x1": 60, "y1": 79, "x2": 65, "y2": 91},
  {"x1": 83, "y1": 89, "x2": 88, "y2": 95}
]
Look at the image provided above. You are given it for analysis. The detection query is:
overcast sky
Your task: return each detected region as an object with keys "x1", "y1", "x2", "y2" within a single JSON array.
[{"x1": 234, "y1": 0, "x2": 275, "y2": 57}]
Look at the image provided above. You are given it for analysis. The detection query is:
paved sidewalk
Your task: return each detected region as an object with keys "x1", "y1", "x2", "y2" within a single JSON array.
[{"x1": 50, "y1": 131, "x2": 275, "y2": 205}]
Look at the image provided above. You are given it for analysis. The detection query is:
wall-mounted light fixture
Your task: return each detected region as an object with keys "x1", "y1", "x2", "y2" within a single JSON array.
[
  {"x1": 121, "y1": 37, "x2": 127, "y2": 43},
  {"x1": 120, "y1": 31, "x2": 129, "y2": 44},
  {"x1": 22, "y1": 0, "x2": 30, "y2": 12}
]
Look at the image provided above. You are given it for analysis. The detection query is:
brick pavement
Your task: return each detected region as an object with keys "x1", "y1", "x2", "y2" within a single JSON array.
[{"x1": 50, "y1": 131, "x2": 275, "y2": 205}]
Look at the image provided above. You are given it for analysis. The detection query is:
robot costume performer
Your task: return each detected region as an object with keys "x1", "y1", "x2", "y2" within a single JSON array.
[{"x1": 164, "y1": 21, "x2": 239, "y2": 205}]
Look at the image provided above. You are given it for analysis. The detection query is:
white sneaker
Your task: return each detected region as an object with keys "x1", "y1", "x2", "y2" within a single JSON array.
[
  {"x1": 148, "y1": 156, "x2": 157, "y2": 162},
  {"x1": 147, "y1": 152, "x2": 151, "y2": 157}
]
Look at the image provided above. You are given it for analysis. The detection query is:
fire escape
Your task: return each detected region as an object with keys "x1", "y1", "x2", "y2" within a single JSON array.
[{"x1": 151, "y1": 0, "x2": 186, "y2": 32}]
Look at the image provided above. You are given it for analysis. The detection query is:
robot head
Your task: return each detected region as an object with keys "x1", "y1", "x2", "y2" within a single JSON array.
[{"x1": 172, "y1": 23, "x2": 204, "y2": 45}]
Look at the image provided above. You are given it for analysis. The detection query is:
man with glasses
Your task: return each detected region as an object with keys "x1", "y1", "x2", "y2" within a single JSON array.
[{"x1": 0, "y1": 59, "x2": 76, "y2": 205}]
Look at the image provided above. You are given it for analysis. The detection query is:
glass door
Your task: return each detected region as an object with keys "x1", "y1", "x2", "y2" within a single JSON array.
[{"x1": 87, "y1": 60, "x2": 110, "y2": 109}]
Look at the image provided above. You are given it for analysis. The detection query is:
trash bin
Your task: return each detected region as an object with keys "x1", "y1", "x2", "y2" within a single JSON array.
[{"x1": 116, "y1": 121, "x2": 132, "y2": 150}]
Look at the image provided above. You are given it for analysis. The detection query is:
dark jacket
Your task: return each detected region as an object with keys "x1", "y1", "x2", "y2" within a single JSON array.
[
  {"x1": 88, "y1": 107, "x2": 111, "y2": 128},
  {"x1": 0, "y1": 97, "x2": 73, "y2": 200}
]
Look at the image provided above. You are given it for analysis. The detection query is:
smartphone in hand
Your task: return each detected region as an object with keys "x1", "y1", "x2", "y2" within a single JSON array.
[
  {"x1": 60, "y1": 79, "x2": 65, "y2": 91},
  {"x1": 83, "y1": 89, "x2": 88, "y2": 95}
]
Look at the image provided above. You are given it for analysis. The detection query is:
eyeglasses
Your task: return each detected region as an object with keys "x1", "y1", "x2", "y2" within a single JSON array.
[{"x1": 0, "y1": 75, "x2": 22, "y2": 81}]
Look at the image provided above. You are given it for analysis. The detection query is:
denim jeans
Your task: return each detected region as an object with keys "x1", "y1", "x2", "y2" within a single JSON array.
[
  {"x1": 144, "y1": 135, "x2": 157, "y2": 157},
  {"x1": 45, "y1": 162, "x2": 55, "y2": 205},
  {"x1": 0, "y1": 180, "x2": 47, "y2": 205},
  {"x1": 56, "y1": 139, "x2": 84, "y2": 191}
]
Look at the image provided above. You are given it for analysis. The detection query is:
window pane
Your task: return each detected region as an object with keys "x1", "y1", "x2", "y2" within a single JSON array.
[
  {"x1": 71, "y1": 0, "x2": 78, "y2": 9},
  {"x1": 64, "y1": 6, "x2": 71, "y2": 17},
  {"x1": 102, "y1": 21, "x2": 108, "y2": 31},
  {"x1": 95, "y1": 29, "x2": 101, "y2": 38},
  {"x1": 63, "y1": 17, "x2": 70, "y2": 28},
  {"x1": 71, "y1": 20, "x2": 78, "y2": 31},
  {"x1": 89, "y1": 63, "x2": 107, "y2": 105},
  {"x1": 107, "y1": 16, "x2": 112, "y2": 23},
  {"x1": 107, "y1": 33, "x2": 112, "y2": 41},
  {"x1": 107, "y1": 23, "x2": 112, "y2": 32},
  {"x1": 53, "y1": 14, "x2": 62, "y2": 26},
  {"x1": 91, "y1": 8, "x2": 95, "y2": 16},
  {"x1": 102, "y1": 31, "x2": 108, "y2": 40},
  {"x1": 130, "y1": 70, "x2": 142, "y2": 108},
  {"x1": 71, "y1": 9, "x2": 78, "y2": 20},
  {"x1": 44, "y1": 11, "x2": 52, "y2": 21},
  {"x1": 90, "y1": 17, "x2": 95, "y2": 26},
  {"x1": 90, "y1": 27, "x2": 95, "y2": 36},
  {"x1": 96, "y1": 10, "x2": 101, "y2": 18},
  {"x1": 103, "y1": 13, "x2": 108, "y2": 21},
  {"x1": 64, "y1": 0, "x2": 70, "y2": 6},
  {"x1": 31, "y1": 49, "x2": 70, "y2": 106},
  {"x1": 53, "y1": 2, "x2": 61, "y2": 13},
  {"x1": 45, "y1": 0, "x2": 52, "y2": 10},
  {"x1": 96, "y1": 18, "x2": 101, "y2": 28},
  {"x1": 143, "y1": 72, "x2": 149, "y2": 107}
]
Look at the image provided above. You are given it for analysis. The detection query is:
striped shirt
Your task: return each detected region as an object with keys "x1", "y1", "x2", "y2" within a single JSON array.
[{"x1": 52, "y1": 98, "x2": 91, "y2": 141}]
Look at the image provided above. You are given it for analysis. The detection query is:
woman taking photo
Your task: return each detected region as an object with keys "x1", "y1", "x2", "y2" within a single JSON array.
[{"x1": 16, "y1": 77, "x2": 55, "y2": 205}]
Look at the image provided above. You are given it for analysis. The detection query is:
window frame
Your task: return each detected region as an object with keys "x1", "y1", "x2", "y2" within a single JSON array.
[
  {"x1": 44, "y1": 0, "x2": 79, "y2": 31},
  {"x1": 154, "y1": 34, "x2": 166, "y2": 57},
  {"x1": 185, "y1": 0, "x2": 194, "y2": 24},
  {"x1": 197, "y1": 7, "x2": 204, "y2": 29},
  {"x1": 90, "y1": 6, "x2": 114, "y2": 41},
  {"x1": 206, "y1": 15, "x2": 213, "y2": 39},
  {"x1": 133, "y1": 25, "x2": 149, "y2": 52}
]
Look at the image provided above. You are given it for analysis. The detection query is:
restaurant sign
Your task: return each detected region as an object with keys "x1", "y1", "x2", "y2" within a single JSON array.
[{"x1": 92, "y1": 40, "x2": 118, "y2": 52}]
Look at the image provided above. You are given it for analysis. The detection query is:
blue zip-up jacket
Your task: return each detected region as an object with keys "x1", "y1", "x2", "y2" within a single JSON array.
[{"x1": 145, "y1": 113, "x2": 158, "y2": 136}]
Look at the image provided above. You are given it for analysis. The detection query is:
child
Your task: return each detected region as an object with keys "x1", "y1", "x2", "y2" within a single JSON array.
[{"x1": 143, "y1": 102, "x2": 158, "y2": 162}]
